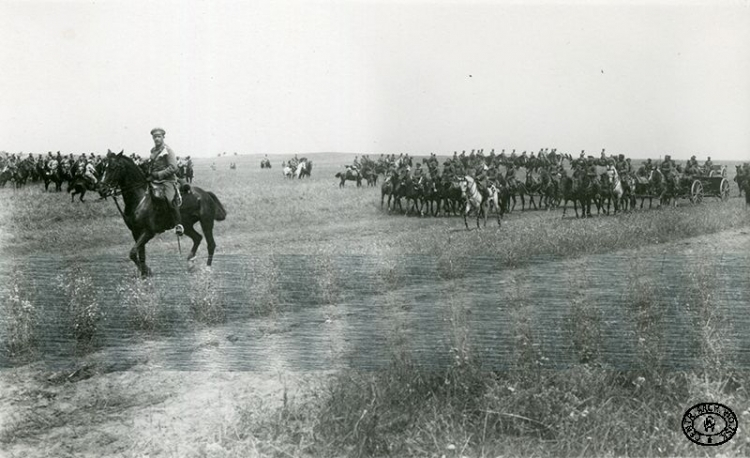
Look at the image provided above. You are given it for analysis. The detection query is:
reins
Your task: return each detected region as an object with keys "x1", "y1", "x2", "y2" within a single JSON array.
[{"x1": 101, "y1": 159, "x2": 184, "y2": 251}]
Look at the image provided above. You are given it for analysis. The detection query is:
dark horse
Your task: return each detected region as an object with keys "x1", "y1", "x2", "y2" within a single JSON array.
[
  {"x1": 335, "y1": 168, "x2": 362, "y2": 187},
  {"x1": 740, "y1": 175, "x2": 750, "y2": 207},
  {"x1": 99, "y1": 151, "x2": 227, "y2": 277},
  {"x1": 43, "y1": 165, "x2": 64, "y2": 192},
  {"x1": 67, "y1": 176, "x2": 98, "y2": 202}
]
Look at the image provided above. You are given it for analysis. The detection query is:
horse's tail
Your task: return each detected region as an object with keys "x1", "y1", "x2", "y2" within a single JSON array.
[
  {"x1": 334, "y1": 172, "x2": 342, "y2": 178},
  {"x1": 208, "y1": 191, "x2": 227, "y2": 221}
]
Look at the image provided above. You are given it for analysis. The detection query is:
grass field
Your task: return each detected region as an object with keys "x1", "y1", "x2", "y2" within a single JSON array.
[{"x1": 1, "y1": 152, "x2": 750, "y2": 457}]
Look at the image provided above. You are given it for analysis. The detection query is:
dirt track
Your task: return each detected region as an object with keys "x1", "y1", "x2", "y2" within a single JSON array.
[{"x1": 1, "y1": 358, "x2": 315, "y2": 457}]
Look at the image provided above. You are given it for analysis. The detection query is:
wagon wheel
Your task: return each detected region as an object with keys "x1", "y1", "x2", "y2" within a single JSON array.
[
  {"x1": 720, "y1": 178, "x2": 730, "y2": 201},
  {"x1": 690, "y1": 180, "x2": 703, "y2": 204}
]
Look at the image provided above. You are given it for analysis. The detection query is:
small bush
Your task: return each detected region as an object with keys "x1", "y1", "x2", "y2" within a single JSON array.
[
  {"x1": 58, "y1": 265, "x2": 103, "y2": 347},
  {"x1": 189, "y1": 268, "x2": 226, "y2": 325},
  {"x1": 2, "y1": 273, "x2": 38, "y2": 358},
  {"x1": 117, "y1": 277, "x2": 164, "y2": 332}
]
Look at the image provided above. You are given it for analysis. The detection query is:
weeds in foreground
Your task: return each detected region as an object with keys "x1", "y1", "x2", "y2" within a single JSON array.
[
  {"x1": 207, "y1": 264, "x2": 750, "y2": 458},
  {"x1": 1, "y1": 272, "x2": 38, "y2": 358},
  {"x1": 247, "y1": 257, "x2": 283, "y2": 317},
  {"x1": 58, "y1": 265, "x2": 103, "y2": 350},
  {"x1": 188, "y1": 268, "x2": 226, "y2": 325},
  {"x1": 117, "y1": 277, "x2": 166, "y2": 332}
]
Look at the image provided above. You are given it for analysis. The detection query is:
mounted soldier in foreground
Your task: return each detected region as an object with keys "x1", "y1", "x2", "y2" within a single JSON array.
[
  {"x1": 147, "y1": 128, "x2": 184, "y2": 236},
  {"x1": 98, "y1": 128, "x2": 227, "y2": 276}
]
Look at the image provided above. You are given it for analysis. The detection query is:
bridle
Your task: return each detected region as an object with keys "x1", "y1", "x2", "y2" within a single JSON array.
[{"x1": 98, "y1": 159, "x2": 149, "y2": 218}]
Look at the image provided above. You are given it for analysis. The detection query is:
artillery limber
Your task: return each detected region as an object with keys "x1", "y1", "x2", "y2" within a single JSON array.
[
  {"x1": 687, "y1": 165, "x2": 730, "y2": 203},
  {"x1": 632, "y1": 167, "x2": 714, "y2": 207}
]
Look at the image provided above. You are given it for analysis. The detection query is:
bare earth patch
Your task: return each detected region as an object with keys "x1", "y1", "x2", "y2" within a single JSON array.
[{"x1": 0, "y1": 356, "x2": 320, "y2": 457}]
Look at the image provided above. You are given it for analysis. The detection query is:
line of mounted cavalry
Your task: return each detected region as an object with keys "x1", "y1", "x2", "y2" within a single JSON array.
[
  {"x1": 0, "y1": 151, "x2": 194, "y2": 202},
  {"x1": 335, "y1": 148, "x2": 750, "y2": 227}
]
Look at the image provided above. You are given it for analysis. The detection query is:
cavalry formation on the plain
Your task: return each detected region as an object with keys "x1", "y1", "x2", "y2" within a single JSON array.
[
  {"x1": 0, "y1": 151, "x2": 194, "y2": 202},
  {"x1": 3, "y1": 148, "x2": 748, "y2": 230},
  {"x1": 336, "y1": 148, "x2": 747, "y2": 229}
]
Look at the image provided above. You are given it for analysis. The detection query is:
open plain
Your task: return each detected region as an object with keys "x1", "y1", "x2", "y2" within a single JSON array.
[{"x1": 2, "y1": 153, "x2": 750, "y2": 457}]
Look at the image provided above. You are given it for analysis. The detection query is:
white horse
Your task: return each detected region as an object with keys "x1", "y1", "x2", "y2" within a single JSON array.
[
  {"x1": 458, "y1": 176, "x2": 487, "y2": 230},
  {"x1": 283, "y1": 166, "x2": 294, "y2": 178},
  {"x1": 295, "y1": 161, "x2": 306, "y2": 179},
  {"x1": 603, "y1": 165, "x2": 624, "y2": 214},
  {"x1": 485, "y1": 183, "x2": 503, "y2": 227}
]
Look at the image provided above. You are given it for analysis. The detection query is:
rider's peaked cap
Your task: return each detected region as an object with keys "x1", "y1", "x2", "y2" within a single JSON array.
[{"x1": 150, "y1": 127, "x2": 166, "y2": 136}]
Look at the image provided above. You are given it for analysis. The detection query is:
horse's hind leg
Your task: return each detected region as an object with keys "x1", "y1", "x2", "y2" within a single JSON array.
[
  {"x1": 200, "y1": 220, "x2": 217, "y2": 266},
  {"x1": 183, "y1": 223, "x2": 203, "y2": 262}
]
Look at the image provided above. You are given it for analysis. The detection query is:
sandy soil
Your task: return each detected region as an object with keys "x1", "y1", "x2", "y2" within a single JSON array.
[{"x1": 0, "y1": 353, "x2": 320, "y2": 458}]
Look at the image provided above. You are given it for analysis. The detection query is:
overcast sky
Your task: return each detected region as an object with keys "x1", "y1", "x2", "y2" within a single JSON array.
[{"x1": 1, "y1": 0, "x2": 748, "y2": 160}]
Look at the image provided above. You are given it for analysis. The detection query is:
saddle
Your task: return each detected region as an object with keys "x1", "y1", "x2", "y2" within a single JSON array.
[{"x1": 149, "y1": 182, "x2": 182, "y2": 207}]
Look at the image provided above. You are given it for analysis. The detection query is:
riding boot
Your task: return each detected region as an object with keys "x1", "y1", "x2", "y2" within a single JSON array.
[{"x1": 171, "y1": 203, "x2": 184, "y2": 236}]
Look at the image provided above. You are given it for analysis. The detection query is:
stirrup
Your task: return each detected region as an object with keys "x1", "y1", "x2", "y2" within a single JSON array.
[{"x1": 175, "y1": 224, "x2": 184, "y2": 236}]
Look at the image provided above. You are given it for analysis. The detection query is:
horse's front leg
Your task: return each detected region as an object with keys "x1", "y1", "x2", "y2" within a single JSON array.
[{"x1": 130, "y1": 231, "x2": 155, "y2": 277}]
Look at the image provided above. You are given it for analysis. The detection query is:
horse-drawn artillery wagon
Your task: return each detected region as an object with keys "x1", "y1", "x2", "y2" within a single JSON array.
[
  {"x1": 678, "y1": 166, "x2": 730, "y2": 203},
  {"x1": 632, "y1": 168, "x2": 711, "y2": 207}
]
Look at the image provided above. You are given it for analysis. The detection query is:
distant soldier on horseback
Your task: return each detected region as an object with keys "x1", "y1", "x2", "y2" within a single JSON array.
[
  {"x1": 643, "y1": 158, "x2": 654, "y2": 174},
  {"x1": 660, "y1": 154, "x2": 675, "y2": 178},
  {"x1": 412, "y1": 162, "x2": 424, "y2": 180},
  {"x1": 506, "y1": 163, "x2": 518, "y2": 187},
  {"x1": 703, "y1": 156, "x2": 713, "y2": 172},
  {"x1": 46, "y1": 152, "x2": 58, "y2": 173},
  {"x1": 473, "y1": 162, "x2": 490, "y2": 198},
  {"x1": 685, "y1": 155, "x2": 699, "y2": 175},
  {"x1": 147, "y1": 127, "x2": 183, "y2": 236},
  {"x1": 82, "y1": 156, "x2": 98, "y2": 187},
  {"x1": 586, "y1": 158, "x2": 598, "y2": 179},
  {"x1": 351, "y1": 155, "x2": 361, "y2": 172},
  {"x1": 598, "y1": 149, "x2": 608, "y2": 166}
]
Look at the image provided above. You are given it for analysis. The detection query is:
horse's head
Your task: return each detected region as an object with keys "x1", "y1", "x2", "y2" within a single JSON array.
[
  {"x1": 99, "y1": 149, "x2": 142, "y2": 196},
  {"x1": 458, "y1": 178, "x2": 468, "y2": 196}
]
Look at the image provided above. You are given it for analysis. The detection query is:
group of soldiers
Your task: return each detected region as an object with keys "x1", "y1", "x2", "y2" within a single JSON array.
[
  {"x1": 282, "y1": 154, "x2": 311, "y2": 170},
  {"x1": 0, "y1": 151, "x2": 100, "y2": 187},
  {"x1": 0, "y1": 150, "x2": 194, "y2": 189},
  {"x1": 345, "y1": 148, "x2": 717, "y2": 192}
]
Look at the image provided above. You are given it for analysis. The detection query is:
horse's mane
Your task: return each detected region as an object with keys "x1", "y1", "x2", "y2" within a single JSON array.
[{"x1": 113, "y1": 153, "x2": 147, "y2": 183}]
